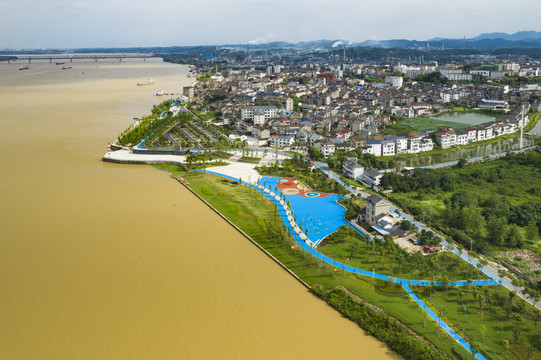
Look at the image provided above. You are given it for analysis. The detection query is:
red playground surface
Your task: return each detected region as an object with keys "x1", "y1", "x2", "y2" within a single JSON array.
[{"x1": 275, "y1": 178, "x2": 330, "y2": 198}]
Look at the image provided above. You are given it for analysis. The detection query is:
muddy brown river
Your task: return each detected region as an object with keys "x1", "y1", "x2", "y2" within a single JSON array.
[{"x1": 0, "y1": 59, "x2": 397, "y2": 359}]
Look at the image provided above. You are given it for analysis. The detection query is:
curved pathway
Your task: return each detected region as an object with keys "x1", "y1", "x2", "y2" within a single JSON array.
[{"x1": 197, "y1": 168, "x2": 490, "y2": 358}]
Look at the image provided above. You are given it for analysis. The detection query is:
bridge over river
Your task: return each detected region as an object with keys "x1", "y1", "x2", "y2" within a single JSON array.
[{"x1": 4, "y1": 53, "x2": 158, "y2": 64}]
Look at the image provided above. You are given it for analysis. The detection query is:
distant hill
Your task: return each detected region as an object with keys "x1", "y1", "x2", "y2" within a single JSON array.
[
  {"x1": 349, "y1": 31, "x2": 541, "y2": 49},
  {"x1": 472, "y1": 31, "x2": 541, "y2": 41}
]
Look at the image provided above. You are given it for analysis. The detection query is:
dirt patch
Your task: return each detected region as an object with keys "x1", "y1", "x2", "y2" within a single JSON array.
[
  {"x1": 498, "y1": 249, "x2": 541, "y2": 281},
  {"x1": 394, "y1": 232, "x2": 423, "y2": 254}
]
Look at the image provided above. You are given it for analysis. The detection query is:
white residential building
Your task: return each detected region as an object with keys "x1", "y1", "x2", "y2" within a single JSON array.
[
  {"x1": 455, "y1": 130, "x2": 468, "y2": 145},
  {"x1": 381, "y1": 140, "x2": 396, "y2": 156},
  {"x1": 436, "y1": 132, "x2": 457, "y2": 149},
  {"x1": 268, "y1": 135, "x2": 295, "y2": 148},
  {"x1": 385, "y1": 76, "x2": 403, "y2": 88},
  {"x1": 478, "y1": 99, "x2": 508, "y2": 110},
  {"x1": 241, "y1": 106, "x2": 278, "y2": 121},
  {"x1": 440, "y1": 92, "x2": 459, "y2": 103},
  {"x1": 395, "y1": 137, "x2": 408, "y2": 154},
  {"x1": 466, "y1": 128, "x2": 477, "y2": 143},
  {"x1": 471, "y1": 70, "x2": 490, "y2": 77},
  {"x1": 316, "y1": 141, "x2": 336, "y2": 157},
  {"x1": 477, "y1": 128, "x2": 486, "y2": 141},
  {"x1": 363, "y1": 168, "x2": 384, "y2": 187},
  {"x1": 420, "y1": 138, "x2": 434, "y2": 152},
  {"x1": 363, "y1": 141, "x2": 382, "y2": 156},
  {"x1": 342, "y1": 160, "x2": 365, "y2": 181},
  {"x1": 448, "y1": 73, "x2": 473, "y2": 81}
]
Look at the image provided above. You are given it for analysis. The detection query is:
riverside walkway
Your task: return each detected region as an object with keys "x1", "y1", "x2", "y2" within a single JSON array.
[
  {"x1": 103, "y1": 145, "x2": 535, "y2": 359},
  {"x1": 197, "y1": 168, "x2": 490, "y2": 359}
]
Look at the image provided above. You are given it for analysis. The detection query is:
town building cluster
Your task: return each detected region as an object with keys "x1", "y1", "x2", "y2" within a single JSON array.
[{"x1": 184, "y1": 57, "x2": 541, "y2": 159}]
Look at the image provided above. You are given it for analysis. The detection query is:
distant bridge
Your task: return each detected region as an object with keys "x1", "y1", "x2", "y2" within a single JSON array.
[{"x1": 4, "y1": 54, "x2": 158, "y2": 64}]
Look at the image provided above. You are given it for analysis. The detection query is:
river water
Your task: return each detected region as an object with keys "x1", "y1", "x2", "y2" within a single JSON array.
[{"x1": 0, "y1": 59, "x2": 396, "y2": 359}]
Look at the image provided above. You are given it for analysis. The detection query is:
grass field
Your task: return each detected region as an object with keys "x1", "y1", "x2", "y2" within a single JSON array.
[
  {"x1": 401, "y1": 116, "x2": 474, "y2": 131},
  {"x1": 414, "y1": 285, "x2": 541, "y2": 360}
]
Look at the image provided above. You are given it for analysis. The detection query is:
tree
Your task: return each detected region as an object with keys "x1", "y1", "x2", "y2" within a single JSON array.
[
  {"x1": 456, "y1": 287, "x2": 464, "y2": 303},
  {"x1": 501, "y1": 339, "x2": 510, "y2": 356},
  {"x1": 525, "y1": 220, "x2": 539, "y2": 244},
  {"x1": 456, "y1": 158, "x2": 468, "y2": 168},
  {"x1": 400, "y1": 220, "x2": 413, "y2": 231},
  {"x1": 511, "y1": 313, "x2": 523, "y2": 344},
  {"x1": 533, "y1": 309, "x2": 541, "y2": 330},
  {"x1": 307, "y1": 146, "x2": 323, "y2": 160},
  {"x1": 486, "y1": 216, "x2": 508, "y2": 247},
  {"x1": 482, "y1": 194, "x2": 511, "y2": 219},
  {"x1": 506, "y1": 224, "x2": 525, "y2": 248},
  {"x1": 476, "y1": 294, "x2": 485, "y2": 311},
  {"x1": 480, "y1": 324, "x2": 487, "y2": 343}
]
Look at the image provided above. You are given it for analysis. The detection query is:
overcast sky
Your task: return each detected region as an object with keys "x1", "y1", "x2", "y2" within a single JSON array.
[{"x1": 1, "y1": 0, "x2": 540, "y2": 49}]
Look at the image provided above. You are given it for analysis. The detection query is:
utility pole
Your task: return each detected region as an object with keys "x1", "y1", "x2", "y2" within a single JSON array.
[{"x1": 520, "y1": 103, "x2": 525, "y2": 149}]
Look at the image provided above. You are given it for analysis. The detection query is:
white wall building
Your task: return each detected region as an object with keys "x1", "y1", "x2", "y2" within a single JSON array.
[
  {"x1": 342, "y1": 160, "x2": 365, "y2": 181},
  {"x1": 363, "y1": 141, "x2": 382, "y2": 156},
  {"x1": 385, "y1": 76, "x2": 403, "y2": 88},
  {"x1": 381, "y1": 140, "x2": 396, "y2": 156},
  {"x1": 241, "y1": 106, "x2": 278, "y2": 121}
]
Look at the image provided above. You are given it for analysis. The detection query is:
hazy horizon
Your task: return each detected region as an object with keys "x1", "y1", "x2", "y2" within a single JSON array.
[{"x1": 1, "y1": 0, "x2": 540, "y2": 49}]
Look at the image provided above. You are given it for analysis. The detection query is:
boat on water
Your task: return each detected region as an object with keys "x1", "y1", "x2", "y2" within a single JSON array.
[
  {"x1": 55, "y1": 62, "x2": 65, "y2": 65},
  {"x1": 19, "y1": 66, "x2": 29, "y2": 70},
  {"x1": 137, "y1": 78, "x2": 154, "y2": 86},
  {"x1": 62, "y1": 67, "x2": 72, "y2": 70},
  {"x1": 154, "y1": 89, "x2": 165, "y2": 96}
]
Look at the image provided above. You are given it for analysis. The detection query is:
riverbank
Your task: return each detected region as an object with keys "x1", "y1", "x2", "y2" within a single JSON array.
[
  {"x1": 2, "y1": 60, "x2": 405, "y2": 360},
  {"x1": 170, "y1": 169, "x2": 473, "y2": 359}
]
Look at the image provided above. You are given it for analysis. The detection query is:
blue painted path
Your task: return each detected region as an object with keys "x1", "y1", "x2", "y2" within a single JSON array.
[
  {"x1": 403, "y1": 284, "x2": 486, "y2": 359},
  {"x1": 196, "y1": 170, "x2": 499, "y2": 287},
  {"x1": 195, "y1": 168, "x2": 495, "y2": 358}
]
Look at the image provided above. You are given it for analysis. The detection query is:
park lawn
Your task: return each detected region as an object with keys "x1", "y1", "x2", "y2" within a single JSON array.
[
  {"x1": 339, "y1": 176, "x2": 369, "y2": 190},
  {"x1": 413, "y1": 285, "x2": 541, "y2": 360},
  {"x1": 192, "y1": 110, "x2": 218, "y2": 121},
  {"x1": 176, "y1": 170, "x2": 472, "y2": 359},
  {"x1": 382, "y1": 123, "x2": 416, "y2": 135},
  {"x1": 318, "y1": 226, "x2": 488, "y2": 281}
]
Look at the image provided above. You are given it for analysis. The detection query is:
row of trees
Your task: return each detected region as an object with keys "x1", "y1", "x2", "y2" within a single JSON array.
[
  {"x1": 322, "y1": 225, "x2": 479, "y2": 281},
  {"x1": 307, "y1": 146, "x2": 396, "y2": 170}
]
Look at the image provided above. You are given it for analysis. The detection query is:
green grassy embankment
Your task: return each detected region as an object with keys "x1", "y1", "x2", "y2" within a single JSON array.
[
  {"x1": 413, "y1": 285, "x2": 541, "y2": 360},
  {"x1": 155, "y1": 168, "x2": 474, "y2": 359}
]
